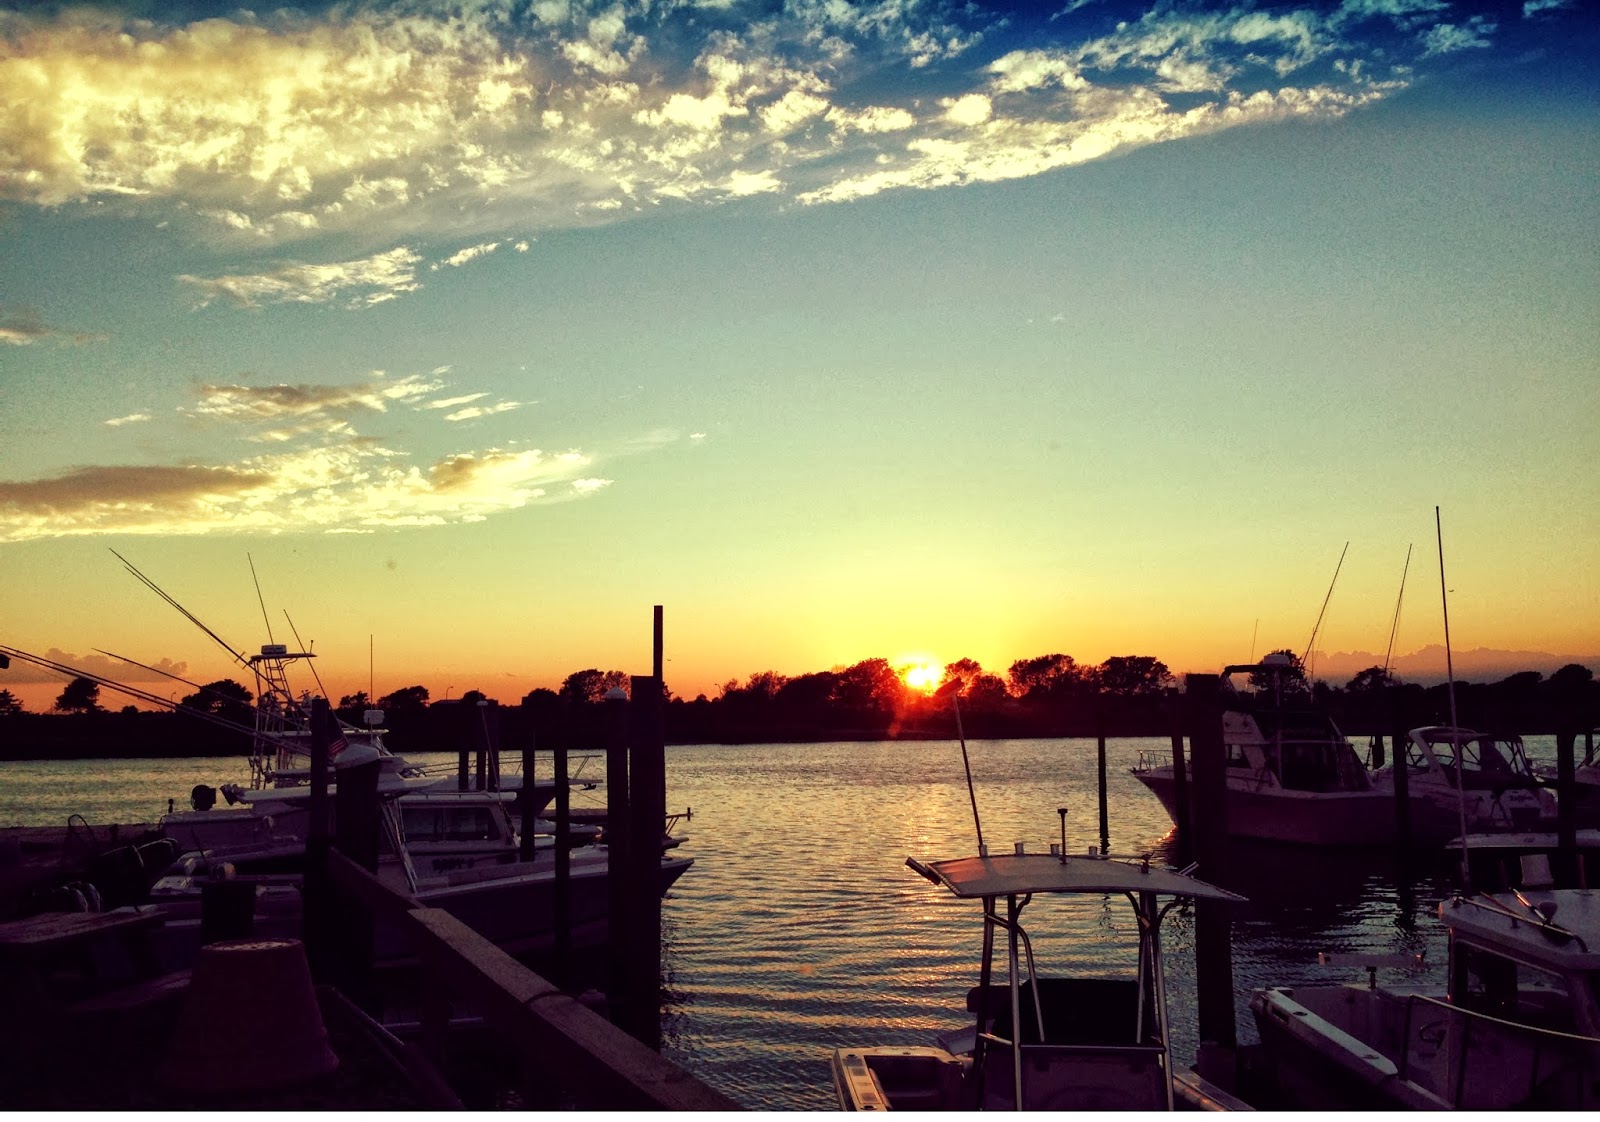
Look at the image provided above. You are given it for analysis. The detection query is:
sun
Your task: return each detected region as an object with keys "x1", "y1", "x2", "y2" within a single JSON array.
[{"x1": 902, "y1": 662, "x2": 942, "y2": 694}]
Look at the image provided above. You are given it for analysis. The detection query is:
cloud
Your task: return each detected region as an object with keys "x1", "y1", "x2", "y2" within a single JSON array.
[
  {"x1": 0, "y1": 305, "x2": 104, "y2": 346},
  {"x1": 1422, "y1": 17, "x2": 1497, "y2": 55},
  {"x1": 178, "y1": 248, "x2": 423, "y2": 309},
  {"x1": 0, "y1": 1, "x2": 1502, "y2": 240},
  {"x1": 0, "y1": 370, "x2": 600, "y2": 542},
  {"x1": 104, "y1": 413, "x2": 152, "y2": 427},
  {"x1": 0, "y1": 647, "x2": 188, "y2": 685},
  {"x1": 1522, "y1": 0, "x2": 1571, "y2": 15},
  {"x1": 433, "y1": 241, "x2": 502, "y2": 270}
]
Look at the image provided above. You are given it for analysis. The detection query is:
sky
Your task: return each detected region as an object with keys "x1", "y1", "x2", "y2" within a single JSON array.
[{"x1": 1, "y1": 0, "x2": 1596, "y2": 713}]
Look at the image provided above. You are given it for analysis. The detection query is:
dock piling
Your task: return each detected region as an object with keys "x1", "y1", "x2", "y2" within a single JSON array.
[{"x1": 1184, "y1": 673, "x2": 1238, "y2": 1081}]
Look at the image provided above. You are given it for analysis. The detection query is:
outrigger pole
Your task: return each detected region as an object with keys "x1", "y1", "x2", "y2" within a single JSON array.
[
  {"x1": 1436, "y1": 506, "x2": 1469, "y2": 884},
  {"x1": 950, "y1": 690, "x2": 985, "y2": 852}
]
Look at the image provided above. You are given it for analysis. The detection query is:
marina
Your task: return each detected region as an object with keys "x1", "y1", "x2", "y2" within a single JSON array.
[{"x1": 1, "y1": 727, "x2": 1586, "y2": 1109}]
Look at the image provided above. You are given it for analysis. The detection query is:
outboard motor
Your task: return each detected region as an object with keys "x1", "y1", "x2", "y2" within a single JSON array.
[{"x1": 191, "y1": 784, "x2": 218, "y2": 812}]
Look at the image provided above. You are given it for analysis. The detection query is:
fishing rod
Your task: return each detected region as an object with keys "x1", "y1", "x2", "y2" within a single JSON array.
[
  {"x1": 1300, "y1": 542, "x2": 1349, "y2": 680},
  {"x1": 111, "y1": 549, "x2": 251, "y2": 672}
]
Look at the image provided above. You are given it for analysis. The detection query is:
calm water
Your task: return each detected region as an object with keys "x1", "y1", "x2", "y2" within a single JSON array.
[{"x1": 1, "y1": 736, "x2": 1556, "y2": 1109}]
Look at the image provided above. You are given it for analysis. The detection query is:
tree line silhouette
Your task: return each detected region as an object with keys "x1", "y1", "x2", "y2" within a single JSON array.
[{"x1": 1, "y1": 650, "x2": 1594, "y2": 761}]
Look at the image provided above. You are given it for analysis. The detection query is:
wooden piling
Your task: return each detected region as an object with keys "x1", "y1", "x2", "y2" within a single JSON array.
[
  {"x1": 554, "y1": 739, "x2": 572, "y2": 978},
  {"x1": 1166, "y1": 693, "x2": 1191, "y2": 865},
  {"x1": 1556, "y1": 728, "x2": 1578, "y2": 884},
  {"x1": 604, "y1": 687, "x2": 633, "y2": 1027},
  {"x1": 1389, "y1": 694, "x2": 1412, "y2": 849},
  {"x1": 303, "y1": 698, "x2": 334, "y2": 983},
  {"x1": 627, "y1": 673, "x2": 666, "y2": 1050},
  {"x1": 1095, "y1": 695, "x2": 1109, "y2": 855},
  {"x1": 333, "y1": 737, "x2": 381, "y2": 1009},
  {"x1": 1184, "y1": 673, "x2": 1237, "y2": 1058}
]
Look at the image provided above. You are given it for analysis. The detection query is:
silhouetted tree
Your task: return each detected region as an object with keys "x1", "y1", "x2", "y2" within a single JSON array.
[
  {"x1": 0, "y1": 690, "x2": 22, "y2": 716},
  {"x1": 1095, "y1": 655, "x2": 1174, "y2": 696},
  {"x1": 1249, "y1": 650, "x2": 1308, "y2": 695},
  {"x1": 180, "y1": 679, "x2": 255, "y2": 727},
  {"x1": 559, "y1": 669, "x2": 628, "y2": 703},
  {"x1": 1008, "y1": 654, "x2": 1083, "y2": 700},
  {"x1": 54, "y1": 676, "x2": 103, "y2": 714},
  {"x1": 939, "y1": 658, "x2": 985, "y2": 696},
  {"x1": 832, "y1": 658, "x2": 904, "y2": 712},
  {"x1": 380, "y1": 684, "x2": 430, "y2": 711},
  {"x1": 1346, "y1": 666, "x2": 1395, "y2": 693}
]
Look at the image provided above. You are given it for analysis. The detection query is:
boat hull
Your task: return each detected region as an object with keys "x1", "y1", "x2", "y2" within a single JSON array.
[{"x1": 1135, "y1": 769, "x2": 1399, "y2": 847}]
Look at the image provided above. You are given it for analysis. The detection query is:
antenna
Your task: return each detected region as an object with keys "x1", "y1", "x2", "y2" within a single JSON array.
[
  {"x1": 248, "y1": 554, "x2": 275, "y2": 646},
  {"x1": 1248, "y1": 619, "x2": 1259, "y2": 664},
  {"x1": 1300, "y1": 542, "x2": 1349, "y2": 678},
  {"x1": 1436, "y1": 507, "x2": 1468, "y2": 884},
  {"x1": 1382, "y1": 545, "x2": 1413, "y2": 679}
]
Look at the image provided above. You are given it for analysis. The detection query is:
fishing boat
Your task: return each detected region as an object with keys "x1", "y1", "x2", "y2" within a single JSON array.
[
  {"x1": 1369, "y1": 726, "x2": 1558, "y2": 840},
  {"x1": 829, "y1": 832, "x2": 1249, "y2": 1111},
  {"x1": 1132, "y1": 655, "x2": 1395, "y2": 847},
  {"x1": 1249, "y1": 886, "x2": 1600, "y2": 1109}
]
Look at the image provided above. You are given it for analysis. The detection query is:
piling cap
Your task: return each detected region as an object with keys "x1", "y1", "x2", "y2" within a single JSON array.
[{"x1": 158, "y1": 937, "x2": 338, "y2": 1095}]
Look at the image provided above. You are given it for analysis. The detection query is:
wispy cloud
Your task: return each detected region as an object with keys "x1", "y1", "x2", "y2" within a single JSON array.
[
  {"x1": 178, "y1": 248, "x2": 423, "y2": 309},
  {"x1": 0, "y1": 305, "x2": 104, "y2": 346},
  {"x1": 0, "y1": 371, "x2": 606, "y2": 542},
  {"x1": 103, "y1": 413, "x2": 152, "y2": 427},
  {"x1": 0, "y1": 0, "x2": 1522, "y2": 249}
]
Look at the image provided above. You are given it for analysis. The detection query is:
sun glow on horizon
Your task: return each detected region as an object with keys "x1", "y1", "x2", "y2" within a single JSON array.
[{"x1": 902, "y1": 661, "x2": 941, "y2": 693}]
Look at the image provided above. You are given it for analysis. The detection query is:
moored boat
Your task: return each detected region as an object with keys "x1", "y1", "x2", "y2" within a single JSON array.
[
  {"x1": 828, "y1": 831, "x2": 1249, "y2": 1111},
  {"x1": 1250, "y1": 887, "x2": 1600, "y2": 1109}
]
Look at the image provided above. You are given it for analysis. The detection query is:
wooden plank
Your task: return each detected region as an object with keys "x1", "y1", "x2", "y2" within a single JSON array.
[{"x1": 403, "y1": 907, "x2": 740, "y2": 1111}]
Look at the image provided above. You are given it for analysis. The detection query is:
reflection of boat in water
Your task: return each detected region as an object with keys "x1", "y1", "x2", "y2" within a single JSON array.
[
  {"x1": 1133, "y1": 656, "x2": 1393, "y2": 847},
  {"x1": 1370, "y1": 727, "x2": 1558, "y2": 841},
  {"x1": 829, "y1": 835, "x2": 1249, "y2": 1111},
  {"x1": 1250, "y1": 885, "x2": 1600, "y2": 1109}
]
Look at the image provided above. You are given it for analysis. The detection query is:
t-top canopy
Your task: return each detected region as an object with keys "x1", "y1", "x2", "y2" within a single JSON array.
[{"x1": 908, "y1": 852, "x2": 1246, "y2": 903}]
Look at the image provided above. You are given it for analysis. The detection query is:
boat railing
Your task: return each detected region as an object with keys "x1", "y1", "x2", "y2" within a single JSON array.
[{"x1": 1397, "y1": 990, "x2": 1600, "y2": 1107}]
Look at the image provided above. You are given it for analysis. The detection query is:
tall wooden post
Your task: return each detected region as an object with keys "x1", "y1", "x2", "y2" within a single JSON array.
[
  {"x1": 1390, "y1": 693, "x2": 1412, "y2": 849},
  {"x1": 554, "y1": 739, "x2": 572, "y2": 979},
  {"x1": 1095, "y1": 694, "x2": 1110, "y2": 855},
  {"x1": 627, "y1": 672, "x2": 665, "y2": 1049},
  {"x1": 1556, "y1": 729, "x2": 1578, "y2": 884},
  {"x1": 1185, "y1": 673, "x2": 1237, "y2": 1068},
  {"x1": 333, "y1": 737, "x2": 381, "y2": 1010},
  {"x1": 303, "y1": 699, "x2": 334, "y2": 983},
  {"x1": 1167, "y1": 693, "x2": 1191, "y2": 865},
  {"x1": 604, "y1": 686, "x2": 633, "y2": 1022}
]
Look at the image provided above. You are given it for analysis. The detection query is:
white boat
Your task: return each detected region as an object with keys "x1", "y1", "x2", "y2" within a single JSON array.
[
  {"x1": 1250, "y1": 886, "x2": 1600, "y2": 1109},
  {"x1": 1369, "y1": 726, "x2": 1558, "y2": 840},
  {"x1": 1132, "y1": 656, "x2": 1394, "y2": 847},
  {"x1": 828, "y1": 837, "x2": 1249, "y2": 1111},
  {"x1": 147, "y1": 761, "x2": 694, "y2": 966}
]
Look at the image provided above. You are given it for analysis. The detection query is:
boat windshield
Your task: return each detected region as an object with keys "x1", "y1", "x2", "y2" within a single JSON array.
[{"x1": 1429, "y1": 736, "x2": 1518, "y2": 778}]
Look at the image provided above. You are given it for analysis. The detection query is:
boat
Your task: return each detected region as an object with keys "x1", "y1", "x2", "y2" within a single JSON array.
[
  {"x1": 1249, "y1": 885, "x2": 1600, "y2": 1109},
  {"x1": 1132, "y1": 655, "x2": 1395, "y2": 847},
  {"x1": 1369, "y1": 726, "x2": 1558, "y2": 840},
  {"x1": 828, "y1": 835, "x2": 1249, "y2": 1111},
  {"x1": 145, "y1": 753, "x2": 694, "y2": 967}
]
